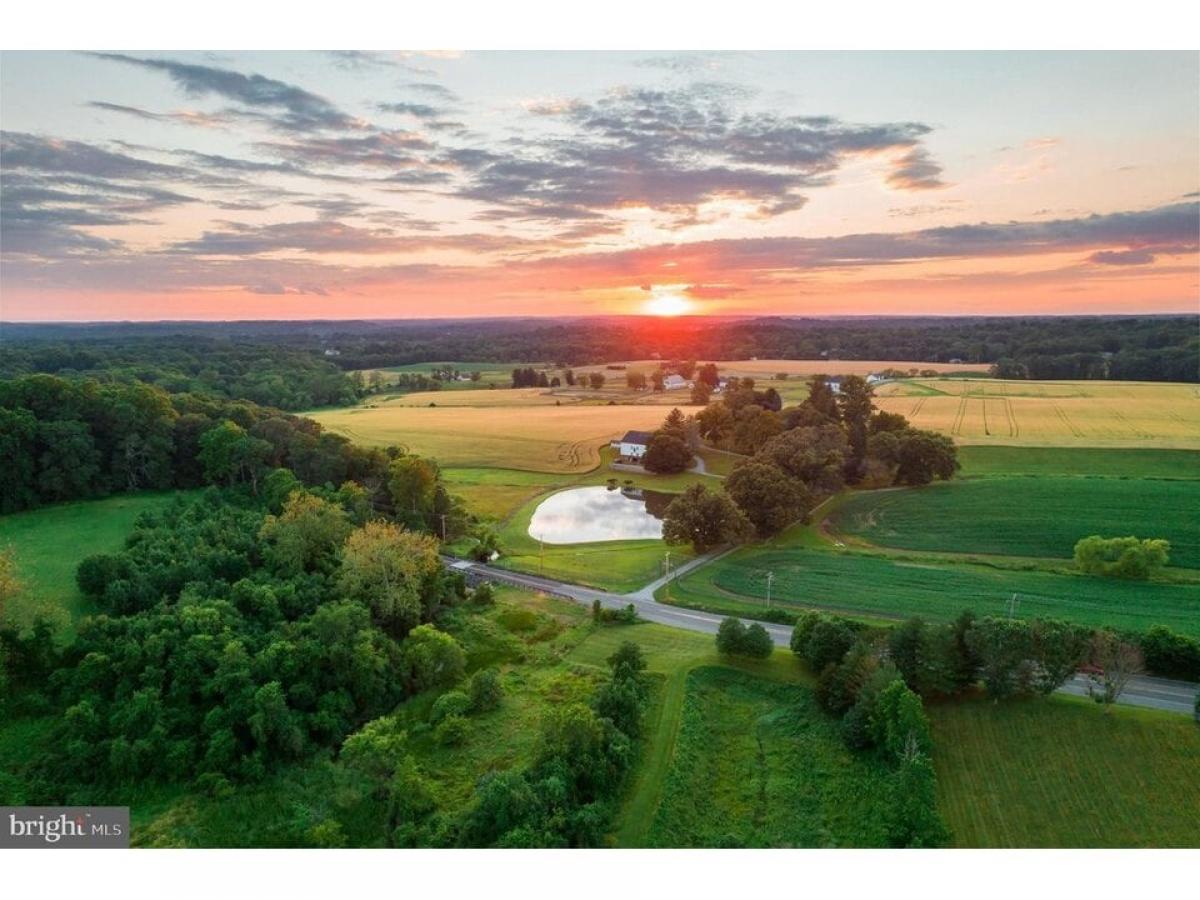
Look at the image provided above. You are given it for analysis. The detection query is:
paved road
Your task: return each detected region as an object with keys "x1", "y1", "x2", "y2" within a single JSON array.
[
  {"x1": 444, "y1": 555, "x2": 1199, "y2": 716},
  {"x1": 1058, "y1": 672, "x2": 1198, "y2": 715}
]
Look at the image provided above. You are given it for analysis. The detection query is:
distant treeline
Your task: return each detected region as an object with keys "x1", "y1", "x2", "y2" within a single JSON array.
[
  {"x1": 0, "y1": 374, "x2": 460, "y2": 535},
  {"x1": 4, "y1": 316, "x2": 1195, "y2": 383},
  {"x1": 0, "y1": 337, "x2": 359, "y2": 411}
]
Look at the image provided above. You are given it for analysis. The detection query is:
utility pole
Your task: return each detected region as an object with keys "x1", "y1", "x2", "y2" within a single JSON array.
[
  {"x1": 540, "y1": 534, "x2": 545, "y2": 575},
  {"x1": 766, "y1": 571, "x2": 774, "y2": 609},
  {"x1": 439, "y1": 513, "x2": 448, "y2": 542},
  {"x1": 664, "y1": 551, "x2": 672, "y2": 579},
  {"x1": 1007, "y1": 593, "x2": 1019, "y2": 619}
]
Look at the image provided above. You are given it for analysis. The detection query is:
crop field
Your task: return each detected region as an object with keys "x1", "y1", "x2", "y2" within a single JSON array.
[
  {"x1": 642, "y1": 667, "x2": 896, "y2": 848},
  {"x1": 576, "y1": 359, "x2": 992, "y2": 378},
  {"x1": 874, "y1": 379, "x2": 1200, "y2": 448},
  {"x1": 311, "y1": 403, "x2": 673, "y2": 472},
  {"x1": 957, "y1": 445, "x2": 1200, "y2": 479},
  {"x1": 0, "y1": 492, "x2": 192, "y2": 632},
  {"x1": 931, "y1": 696, "x2": 1200, "y2": 847},
  {"x1": 665, "y1": 546, "x2": 1200, "y2": 636},
  {"x1": 364, "y1": 387, "x2": 572, "y2": 407},
  {"x1": 829, "y1": 477, "x2": 1200, "y2": 568}
]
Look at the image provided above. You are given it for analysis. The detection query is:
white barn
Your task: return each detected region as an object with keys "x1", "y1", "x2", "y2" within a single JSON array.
[{"x1": 663, "y1": 374, "x2": 691, "y2": 390}]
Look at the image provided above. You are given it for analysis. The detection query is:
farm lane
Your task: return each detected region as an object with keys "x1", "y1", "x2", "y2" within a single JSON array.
[{"x1": 442, "y1": 556, "x2": 1198, "y2": 715}]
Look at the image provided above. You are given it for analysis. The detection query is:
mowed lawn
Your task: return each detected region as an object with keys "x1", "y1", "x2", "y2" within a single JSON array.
[
  {"x1": 828, "y1": 477, "x2": 1200, "y2": 568},
  {"x1": 310, "y1": 403, "x2": 674, "y2": 473},
  {"x1": 931, "y1": 696, "x2": 1200, "y2": 848},
  {"x1": 642, "y1": 667, "x2": 897, "y2": 848},
  {"x1": 0, "y1": 492, "x2": 191, "y2": 631},
  {"x1": 874, "y1": 379, "x2": 1200, "y2": 448},
  {"x1": 666, "y1": 546, "x2": 1200, "y2": 636}
]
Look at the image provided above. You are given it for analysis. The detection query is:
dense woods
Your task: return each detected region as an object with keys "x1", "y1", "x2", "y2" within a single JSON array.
[{"x1": 0, "y1": 374, "x2": 465, "y2": 523}]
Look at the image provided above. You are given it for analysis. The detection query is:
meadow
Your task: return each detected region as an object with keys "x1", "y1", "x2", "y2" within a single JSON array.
[
  {"x1": 874, "y1": 378, "x2": 1200, "y2": 448},
  {"x1": 829, "y1": 476, "x2": 1200, "y2": 568},
  {"x1": 0, "y1": 492, "x2": 191, "y2": 632},
  {"x1": 931, "y1": 695, "x2": 1200, "y2": 848},
  {"x1": 664, "y1": 545, "x2": 1200, "y2": 636},
  {"x1": 641, "y1": 667, "x2": 896, "y2": 848}
]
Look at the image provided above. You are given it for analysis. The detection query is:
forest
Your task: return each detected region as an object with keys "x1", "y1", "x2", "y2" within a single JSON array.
[{"x1": 3, "y1": 314, "x2": 1197, "y2": 385}]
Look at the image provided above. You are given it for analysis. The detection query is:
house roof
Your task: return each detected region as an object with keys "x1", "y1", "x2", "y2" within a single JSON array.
[{"x1": 620, "y1": 430, "x2": 654, "y2": 445}]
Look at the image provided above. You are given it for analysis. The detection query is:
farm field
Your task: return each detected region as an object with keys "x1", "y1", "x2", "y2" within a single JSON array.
[
  {"x1": 311, "y1": 403, "x2": 673, "y2": 472},
  {"x1": 931, "y1": 696, "x2": 1200, "y2": 848},
  {"x1": 641, "y1": 667, "x2": 896, "y2": 848},
  {"x1": 0, "y1": 491, "x2": 193, "y2": 632},
  {"x1": 828, "y1": 477, "x2": 1200, "y2": 568},
  {"x1": 663, "y1": 545, "x2": 1200, "y2": 637},
  {"x1": 956, "y1": 445, "x2": 1200, "y2": 479},
  {"x1": 575, "y1": 359, "x2": 992, "y2": 378},
  {"x1": 874, "y1": 379, "x2": 1200, "y2": 448}
]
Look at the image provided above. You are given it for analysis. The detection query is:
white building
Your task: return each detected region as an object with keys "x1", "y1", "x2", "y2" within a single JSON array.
[
  {"x1": 617, "y1": 430, "x2": 653, "y2": 459},
  {"x1": 663, "y1": 374, "x2": 691, "y2": 390},
  {"x1": 828, "y1": 378, "x2": 843, "y2": 394}
]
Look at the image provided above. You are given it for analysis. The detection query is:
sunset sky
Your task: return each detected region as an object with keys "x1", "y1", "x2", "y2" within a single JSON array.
[{"x1": 1, "y1": 50, "x2": 1197, "y2": 321}]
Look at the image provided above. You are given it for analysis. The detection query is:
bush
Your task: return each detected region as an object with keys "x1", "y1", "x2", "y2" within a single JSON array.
[
  {"x1": 469, "y1": 668, "x2": 504, "y2": 712},
  {"x1": 715, "y1": 617, "x2": 774, "y2": 658},
  {"x1": 716, "y1": 617, "x2": 747, "y2": 656},
  {"x1": 793, "y1": 616, "x2": 856, "y2": 673},
  {"x1": 434, "y1": 714, "x2": 470, "y2": 746},
  {"x1": 1139, "y1": 626, "x2": 1200, "y2": 681},
  {"x1": 430, "y1": 690, "x2": 471, "y2": 724},
  {"x1": 741, "y1": 623, "x2": 774, "y2": 659},
  {"x1": 471, "y1": 582, "x2": 496, "y2": 605},
  {"x1": 1073, "y1": 535, "x2": 1170, "y2": 579}
]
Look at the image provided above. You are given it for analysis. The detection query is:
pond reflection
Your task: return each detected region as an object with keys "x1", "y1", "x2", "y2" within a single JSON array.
[{"x1": 528, "y1": 485, "x2": 671, "y2": 544}]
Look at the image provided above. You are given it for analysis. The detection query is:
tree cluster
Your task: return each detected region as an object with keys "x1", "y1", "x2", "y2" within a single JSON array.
[
  {"x1": 714, "y1": 617, "x2": 774, "y2": 659},
  {"x1": 5, "y1": 487, "x2": 469, "y2": 797}
]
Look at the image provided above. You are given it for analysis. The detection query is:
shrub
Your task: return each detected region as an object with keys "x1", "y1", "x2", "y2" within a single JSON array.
[
  {"x1": 741, "y1": 623, "x2": 774, "y2": 659},
  {"x1": 430, "y1": 690, "x2": 471, "y2": 724},
  {"x1": 471, "y1": 582, "x2": 496, "y2": 606},
  {"x1": 801, "y1": 617, "x2": 857, "y2": 673},
  {"x1": 434, "y1": 714, "x2": 470, "y2": 746},
  {"x1": 469, "y1": 668, "x2": 504, "y2": 713},
  {"x1": 1073, "y1": 535, "x2": 1170, "y2": 579},
  {"x1": 1139, "y1": 626, "x2": 1200, "y2": 681},
  {"x1": 716, "y1": 617, "x2": 747, "y2": 656}
]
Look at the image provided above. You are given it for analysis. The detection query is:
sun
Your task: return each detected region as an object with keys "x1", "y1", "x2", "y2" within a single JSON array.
[{"x1": 643, "y1": 292, "x2": 692, "y2": 316}]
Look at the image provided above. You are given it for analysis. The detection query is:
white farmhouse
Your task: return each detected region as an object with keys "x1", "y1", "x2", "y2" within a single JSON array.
[
  {"x1": 663, "y1": 374, "x2": 691, "y2": 390},
  {"x1": 617, "y1": 430, "x2": 653, "y2": 460}
]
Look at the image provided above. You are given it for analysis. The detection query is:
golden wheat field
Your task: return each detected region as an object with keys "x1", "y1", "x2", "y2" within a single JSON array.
[
  {"x1": 874, "y1": 379, "x2": 1200, "y2": 448},
  {"x1": 311, "y1": 403, "x2": 674, "y2": 471},
  {"x1": 575, "y1": 358, "x2": 992, "y2": 378},
  {"x1": 367, "y1": 387, "x2": 573, "y2": 407}
]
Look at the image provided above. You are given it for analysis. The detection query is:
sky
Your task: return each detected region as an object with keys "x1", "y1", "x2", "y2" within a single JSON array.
[{"x1": 1, "y1": 50, "x2": 1197, "y2": 321}]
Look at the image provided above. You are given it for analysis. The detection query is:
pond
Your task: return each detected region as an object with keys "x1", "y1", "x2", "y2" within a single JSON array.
[{"x1": 527, "y1": 485, "x2": 673, "y2": 544}]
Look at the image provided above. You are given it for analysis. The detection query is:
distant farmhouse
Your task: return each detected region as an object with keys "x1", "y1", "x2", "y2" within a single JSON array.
[
  {"x1": 828, "y1": 378, "x2": 843, "y2": 394},
  {"x1": 616, "y1": 430, "x2": 653, "y2": 460},
  {"x1": 663, "y1": 374, "x2": 691, "y2": 390}
]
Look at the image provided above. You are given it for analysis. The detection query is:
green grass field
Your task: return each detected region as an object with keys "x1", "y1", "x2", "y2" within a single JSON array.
[
  {"x1": 642, "y1": 667, "x2": 897, "y2": 848},
  {"x1": 957, "y1": 446, "x2": 1200, "y2": 479},
  {"x1": 931, "y1": 695, "x2": 1200, "y2": 848},
  {"x1": 0, "y1": 492, "x2": 193, "y2": 632},
  {"x1": 665, "y1": 545, "x2": 1200, "y2": 636},
  {"x1": 829, "y1": 477, "x2": 1200, "y2": 568}
]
